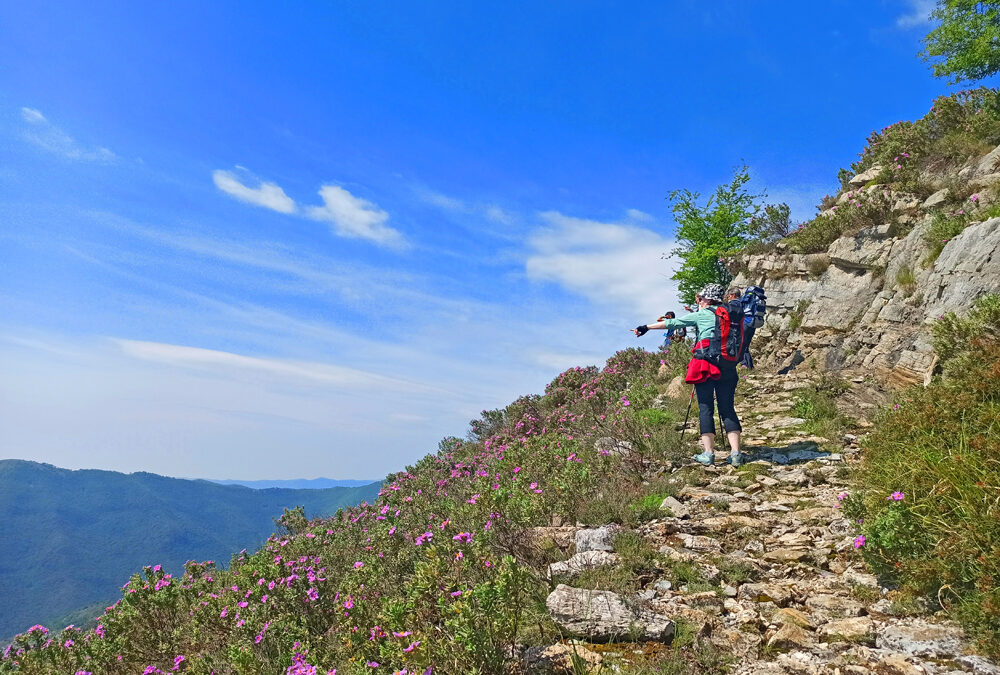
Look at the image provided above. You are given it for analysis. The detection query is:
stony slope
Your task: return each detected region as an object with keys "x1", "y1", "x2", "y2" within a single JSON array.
[
  {"x1": 533, "y1": 370, "x2": 999, "y2": 675},
  {"x1": 732, "y1": 144, "x2": 1000, "y2": 387}
]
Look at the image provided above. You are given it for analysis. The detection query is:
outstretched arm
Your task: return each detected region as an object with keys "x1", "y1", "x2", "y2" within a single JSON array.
[{"x1": 632, "y1": 321, "x2": 667, "y2": 337}]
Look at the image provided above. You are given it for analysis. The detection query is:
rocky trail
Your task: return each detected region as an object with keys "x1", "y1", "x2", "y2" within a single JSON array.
[{"x1": 525, "y1": 370, "x2": 1000, "y2": 675}]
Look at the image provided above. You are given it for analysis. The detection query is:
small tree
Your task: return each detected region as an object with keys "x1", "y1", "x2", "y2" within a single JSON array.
[
  {"x1": 922, "y1": 1, "x2": 1000, "y2": 82},
  {"x1": 754, "y1": 202, "x2": 793, "y2": 241},
  {"x1": 668, "y1": 164, "x2": 764, "y2": 302}
]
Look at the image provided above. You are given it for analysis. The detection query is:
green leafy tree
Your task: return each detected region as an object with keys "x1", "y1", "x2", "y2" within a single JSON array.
[
  {"x1": 922, "y1": 1, "x2": 1000, "y2": 82},
  {"x1": 668, "y1": 164, "x2": 764, "y2": 302}
]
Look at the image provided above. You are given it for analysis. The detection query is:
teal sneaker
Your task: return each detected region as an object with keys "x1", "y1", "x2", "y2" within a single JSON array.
[
  {"x1": 693, "y1": 451, "x2": 715, "y2": 466},
  {"x1": 728, "y1": 452, "x2": 745, "y2": 467}
]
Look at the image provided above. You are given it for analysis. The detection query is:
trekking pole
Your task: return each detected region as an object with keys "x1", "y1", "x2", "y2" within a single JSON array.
[{"x1": 680, "y1": 387, "x2": 695, "y2": 446}]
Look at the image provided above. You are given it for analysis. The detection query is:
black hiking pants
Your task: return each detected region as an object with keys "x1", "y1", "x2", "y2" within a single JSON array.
[{"x1": 695, "y1": 364, "x2": 742, "y2": 435}]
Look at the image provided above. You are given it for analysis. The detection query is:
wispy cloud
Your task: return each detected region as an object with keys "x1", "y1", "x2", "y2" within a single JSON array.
[
  {"x1": 307, "y1": 185, "x2": 406, "y2": 249},
  {"x1": 20, "y1": 107, "x2": 117, "y2": 163},
  {"x1": 418, "y1": 187, "x2": 517, "y2": 229},
  {"x1": 212, "y1": 168, "x2": 296, "y2": 214},
  {"x1": 525, "y1": 211, "x2": 679, "y2": 316},
  {"x1": 897, "y1": 0, "x2": 935, "y2": 28},
  {"x1": 113, "y1": 338, "x2": 433, "y2": 393}
]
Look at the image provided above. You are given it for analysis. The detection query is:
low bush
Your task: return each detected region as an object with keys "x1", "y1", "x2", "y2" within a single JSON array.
[
  {"x1": 785, "y1": 192, "x2": 893, "y2": 254},
  {"x1": 923, "y1": 210, "x2": 969, "y2": 266},
  {"x1": 846, "y1": 295, "x2": 1000, "y2": 657}
]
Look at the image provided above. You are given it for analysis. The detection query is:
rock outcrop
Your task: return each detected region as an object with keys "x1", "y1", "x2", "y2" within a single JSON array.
[{"x1": 733, "y1": 144, "x2": 1000, "y2": 387}]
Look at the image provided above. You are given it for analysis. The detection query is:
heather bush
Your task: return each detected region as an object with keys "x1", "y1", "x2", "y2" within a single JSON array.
[
  {"x1": 2, "y1": 347, "x2": 687, "y2": 675},
  {"x1": 785, "y1": 191, "x2": 893, "y2": 254},
  {"x1": 783, "y1": 89, "x2": 1000, "y2": 255},
  {"x1": 847, "y1": 296, "x2": 1000, "y2": 657}
]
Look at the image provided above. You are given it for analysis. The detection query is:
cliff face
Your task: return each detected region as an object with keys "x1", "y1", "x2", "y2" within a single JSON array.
[{"x1": 734, "y1": 146, "x2": 1000, "y2": 387}]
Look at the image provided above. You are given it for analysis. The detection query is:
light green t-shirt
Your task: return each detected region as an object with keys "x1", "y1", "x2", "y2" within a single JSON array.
[{"x1": 662, "y1": 308, "x2": 716, "y2": 343}]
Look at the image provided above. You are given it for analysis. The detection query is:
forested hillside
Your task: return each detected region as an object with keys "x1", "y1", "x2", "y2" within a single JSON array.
[{"x1": 0, "y1": 460, "x2": 380, "y2": 640}]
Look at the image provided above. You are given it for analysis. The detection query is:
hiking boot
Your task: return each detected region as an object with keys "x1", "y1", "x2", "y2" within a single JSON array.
[
  {"x1": 728, "y1": 452, "x2": 745, "y2": 467},
  {"x1": 693, "y1": 451, "x2": 715, "y2": 466}
]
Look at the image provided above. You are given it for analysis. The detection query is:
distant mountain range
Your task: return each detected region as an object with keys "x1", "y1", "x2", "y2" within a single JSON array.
[
  {"x1": 0, "y1": 459, "x2": 381, "y2": 641},
  {"x1": 207, "y1": 477, "x2": 378, "y2": 489}
]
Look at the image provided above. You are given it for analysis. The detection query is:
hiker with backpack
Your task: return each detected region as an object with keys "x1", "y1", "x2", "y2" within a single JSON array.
[
  {"x1": 632, "y1": 283, "x2": 746, "y2": 467},
  {"x1": 657, "y1": 311, "x2": 687, "y2": 350},
  {"x1": 737, "y1": 284, "x2": 767, "y2": 370}
]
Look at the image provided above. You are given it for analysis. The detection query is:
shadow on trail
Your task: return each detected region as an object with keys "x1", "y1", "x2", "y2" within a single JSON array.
[{"x1": 740, "y1": 441, "x2": 833, "y2": 465}]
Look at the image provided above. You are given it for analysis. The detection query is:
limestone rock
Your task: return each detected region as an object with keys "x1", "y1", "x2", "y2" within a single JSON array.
[
  {"x1": 546, "y1": 584, "x2": 674, "y2": 642},
  {"x1": 875, "y1": 620, "x2": 965, "y2": 658},
  {"x1": 665, "y1": 374, "x2": 687, "y2": 399},
  {"x1": 875, "y1": 654, "x2": 925, "y2": 675},
  {"x1": 849, "y1": 165, "x2": 883, "y2": 186},
  {"x1": 923, "y1": 188, "x2": 950, "y2": 208},
  {"x1": 767, "y1": 622, "x2": 815, "y2": 651},
  {"x1": 575, "y1": 524, "x2": 623, "y2": 553},
  {"x1": 738, "y1": 583, "x2": 792, "y2": 607},
  {"x1": 774, "y1": 607, "x2": 814, "y2": 629},
  {"x1": 804, "y1": 594, "x2": 864, "y2": 620},
  {"x1": 523, "y1": 643, "x2": 603, "y2": 673},
  {"x1": 547, "y1": 550, "x2": 620, "y2": 579},
  {"x1": 816, "y1": 616, "x2": 874, "y2": 641},
  {"x1": 659, "y1": 496, "x2": 689, "y2": 518},
  {"x1": 764, "y1": 548, "x2": 811, "y2": 563},
  {"x1": 678, "y1": 533, "x2": 722, "y2": 553}
]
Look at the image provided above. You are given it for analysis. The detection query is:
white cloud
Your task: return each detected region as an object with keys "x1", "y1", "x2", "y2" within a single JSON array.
[
  {"x1": 625, "y1": 208, "x2": 655, "y2": 223},
  {"x1": 21, "y1": 107, "x2": 46, "y2": 124},
  {"x1": 525, "y1": 211, "x2": 680, "y2": 317},
  {"x1": 419, "y1": 189, "x2": 468, "y2": 212},
  {"x1": 212, "y1": 169, "x2": 296, "y2": 214},
  {"x1": 897, "y1": 0, "x2": 935, "y2": 28},
  {"x1": 485, "y1": 205, "x2": 513, "y2": 224},
  {"x1": 306, "y1": 185, "x2": 406, "y2": 249},
  {"x1": 20, "y1": 106, "x2": 117, "y2": 162},
  {"x1": 112, "y1": 338, "x2": 432, "y2": 393}
]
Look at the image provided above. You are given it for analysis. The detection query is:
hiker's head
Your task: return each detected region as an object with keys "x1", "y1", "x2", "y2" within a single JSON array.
[
  {"x1": 664, "y1": 311, "x2": 676, "y2": 319},
  {"x1": 727, "y1": 286, "x2": 742, "y2": 301},
  {"x1": 697, "y1": 284, "x2": 725, "y2": 307}
]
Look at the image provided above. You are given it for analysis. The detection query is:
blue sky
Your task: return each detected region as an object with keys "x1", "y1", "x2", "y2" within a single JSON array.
[{"x1": 0, "y1": 1, "x2": 958, "y2": 479}]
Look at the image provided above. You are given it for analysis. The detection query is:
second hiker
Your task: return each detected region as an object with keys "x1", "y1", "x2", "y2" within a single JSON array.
[{"x1": 632, "y1": 283, "x2": 746, "y2": 467}]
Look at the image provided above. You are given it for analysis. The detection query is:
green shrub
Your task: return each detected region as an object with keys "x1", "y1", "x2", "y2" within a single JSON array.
[
  {"x1": 785, "y1": 192, "x2": 892, "y2": 254},
  {"x1": 932, "y1": 294, "x2": 1000, "y2": 374},
  {"x1": 808, "y1": 255, "x2": 831, "y2": 278},
  {"x1": 923, "y1": 210, "x2": 969, "y2": 266},
  {"x1": 895, "y1": 264, "x2": 917, "y2": 297},
  {"x1": 787, "y1": 300, "x2": 810, "y2": 332},
  {"x1": 847, "y1": 300, "x2": 1000, "y2": 657}
]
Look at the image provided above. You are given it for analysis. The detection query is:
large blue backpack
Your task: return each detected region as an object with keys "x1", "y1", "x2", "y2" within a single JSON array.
[
  {"x1": 738, "y1": 286, "x2": 767, "y2": 368},
  {"x1": 741, "y1": 286, "x2": 767, "y2": 329}
]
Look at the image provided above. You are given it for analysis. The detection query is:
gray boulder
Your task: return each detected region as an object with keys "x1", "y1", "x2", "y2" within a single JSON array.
[
  {"x1": 575, "y1": 524, "x2": 623, "y2": 553},
  {"x1": 546, "y1": 584, "x2": 674, "y2": 642}
]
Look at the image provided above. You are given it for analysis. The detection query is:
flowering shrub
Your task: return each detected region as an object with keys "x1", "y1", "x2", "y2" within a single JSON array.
[
  {"x1": 847, "y1": 300, "x2": 1000, "y2": 656},
  {"x1": 1, "y1": 348, "x2": 683, "y2": 674},
  {"x1": 785, "y1": 191, "x2": 893, "y2": 254},
  {"x1": 781, "y1": 88, "x2": 1000, "y2": 254}
]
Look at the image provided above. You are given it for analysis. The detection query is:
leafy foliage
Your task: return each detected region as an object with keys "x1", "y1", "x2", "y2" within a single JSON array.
[
  {"x1": 922, "y1": 1, "x2": 1000, "y2": 83},
  {"x1": 668, "y1": 165, "x2": 766, "y2": 302},
  {"x1": 847, "y1": 295, "x2": 1000, "y2": 657}
]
